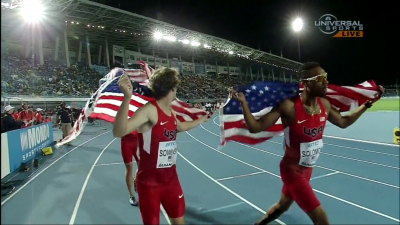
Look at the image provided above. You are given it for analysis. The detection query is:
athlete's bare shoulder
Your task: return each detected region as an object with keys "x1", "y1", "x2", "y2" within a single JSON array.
[
  {"x1": 142, "y1": 102, "x2": 158, "y2": 124},
  {"x1": 277, "y1": 98, "x2": 295, "y2": 116}
]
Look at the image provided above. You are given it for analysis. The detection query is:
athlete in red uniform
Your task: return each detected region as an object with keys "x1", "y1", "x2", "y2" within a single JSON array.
[
  {"x1": 113, "y1": 68, "x2": 209, "y2": 225},
  {"x1": 230, "y1": 62, "x2": 384, "y2": 225},
  {"x1": 121, "y1": 131, "x2": 139, "y2": 206}
]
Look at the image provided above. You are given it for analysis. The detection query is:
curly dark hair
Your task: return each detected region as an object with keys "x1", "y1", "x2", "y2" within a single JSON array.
[{"x1": 148, "y1": 67, "x2": 180, "y2": 100}]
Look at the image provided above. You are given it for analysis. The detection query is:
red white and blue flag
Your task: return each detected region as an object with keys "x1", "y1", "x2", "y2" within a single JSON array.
[
  {"x1": 56, "y1": 61, "x2": 206, "y2": 147},
  {"x1": 219, "y1": 80, "x2": 382, "y2": 146}
]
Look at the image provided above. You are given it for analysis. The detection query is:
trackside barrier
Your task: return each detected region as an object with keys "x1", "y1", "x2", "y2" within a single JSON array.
[
  {"x1": 394, "y1": 128, "x2": 400, "y2": 145},
  {"x1": 1, "y1": 122, "x2": 53, "y2": 179}
]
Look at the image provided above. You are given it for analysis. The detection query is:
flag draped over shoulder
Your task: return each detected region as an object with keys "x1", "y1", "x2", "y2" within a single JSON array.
[
  {"x1": 56, "y1": 61, "x2": 206, "y2": 147},
  {"x1": 219, "y1": 80, "x2": 382, "y2": 146}
]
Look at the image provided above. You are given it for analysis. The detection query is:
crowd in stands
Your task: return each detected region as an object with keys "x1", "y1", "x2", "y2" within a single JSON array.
[
  {"x1": 2, "y1": 54, "x2": 399, "y2": 110},
  {"x1": 177, "y1": 74, "x2": 246, "y2": 99},
  {"x1": 1, "y1": 54, "x2": 250, "y2": 101},
  {"x1": 1, "y1": 55, "x2": 102, "y2": 97}
]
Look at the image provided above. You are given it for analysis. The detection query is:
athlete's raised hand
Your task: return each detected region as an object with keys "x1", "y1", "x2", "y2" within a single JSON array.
[
  {"x1": 365, "y1": 85, "x2": 386, "y2": 108},
  {"x1": 378, "y1": 85, "x2": 385, "y2": 97},
  {"x1": 199, "y1": 114, "x2": 210, "y2": 123},
  {"x1": 228, "y1": 87, "x2": 246, "y2": 103},
  {"x1": 118, "y1": 73, "x2": 133, "y2": 97}
]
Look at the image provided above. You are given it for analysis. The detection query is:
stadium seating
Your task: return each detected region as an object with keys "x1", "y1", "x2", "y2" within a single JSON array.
[{"x1": 1, "y1": 54, "x2": 248, "y2": 100}]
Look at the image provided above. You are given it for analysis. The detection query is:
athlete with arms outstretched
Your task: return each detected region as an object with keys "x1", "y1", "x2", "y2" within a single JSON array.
[
  {"x1": 113, "y1": 67, "x2": 209, "y2": 225},
  {"x1": 230, "y1": 62, "x2": 384, "y2": 225}
]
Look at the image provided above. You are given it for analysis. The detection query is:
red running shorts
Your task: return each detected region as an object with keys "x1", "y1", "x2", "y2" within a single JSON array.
[
  {"x1": 136, "y1": 179, "x2": 185, "y2": 224},
  {"x1": 280, "y1": 162, "x2": 320, "y2": 213},
  {"x1": 121, "y1": 133, "x2": 139, "y2": 164}
]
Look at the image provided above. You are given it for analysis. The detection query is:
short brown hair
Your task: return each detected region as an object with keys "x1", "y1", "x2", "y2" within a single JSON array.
[{"x1": 148, "y1": 67, "x2": 180, "y2": 100}]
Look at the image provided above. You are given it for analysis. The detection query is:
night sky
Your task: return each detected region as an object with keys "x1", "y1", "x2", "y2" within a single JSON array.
[{"x1": 96, "y1": 0, "x2": 396, "y2": 86}]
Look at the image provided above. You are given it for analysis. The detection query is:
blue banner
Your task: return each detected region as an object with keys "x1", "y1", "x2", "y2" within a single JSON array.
[{"x1": 7, "y1": 122, "x2": 53, "y2": 173}]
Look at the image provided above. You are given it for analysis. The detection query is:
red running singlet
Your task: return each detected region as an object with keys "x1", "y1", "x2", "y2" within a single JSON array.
[
  {"x1": 136, "y1": 101, "x2": 179, "y2": 186},
  {"x1": 136, "y1": 100, "x2": 184, "y2": 224},
  {"x1": 280, "y1": 95, "x2": 327, "y2": 213}
]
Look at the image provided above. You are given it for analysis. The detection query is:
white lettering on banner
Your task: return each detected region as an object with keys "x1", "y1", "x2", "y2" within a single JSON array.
[
  {"x1": 299, "y1": 139, "x2": 323, "y2": 167},
  {"x1": 21, "y1": 141, "x2": 49, "y2": 161},
  {"x1": 157, "y1": 141, "x2": 177, "y2": 168},
  {"x1": 20, "y1": 124, "x2": 50, "y2": 152},
  {"x1": 20, "y1": 131, "x2": 28, "y2": 151}
]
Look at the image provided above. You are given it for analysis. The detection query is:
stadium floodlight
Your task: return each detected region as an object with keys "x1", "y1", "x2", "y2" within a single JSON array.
[
  {"x1": 154, "y1": 31, "x2": 163, "y2": 40},
  {"x1": 182, "y1": 39, "x2": 190, "y2": 45},
  {"x1": 190, "y1": 41, "x2": 200, "y2": 47},
  {"x1": 20, "y1": 0, "x2": 44, "y2": 22},
  {"x1": 228, "y1": 51, "x2": 233, "y2": 55},
  {"x1": 291, "y1": 17, "x2": 303, "y2": 61},
  {"x1": 292, "y1": 18, "x2": 303, "y2": 32},
  {"x1": 163, "y1": 35, "x2": 176, "y2": 42}
]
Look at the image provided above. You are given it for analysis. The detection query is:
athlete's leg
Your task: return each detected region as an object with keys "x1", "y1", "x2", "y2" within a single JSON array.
[
  {"x1": 121, "y1": 138, "x2": 138, "y2": 206},
  {"x1": 161, "y1": 180, "x2": 185, "y2": 225},
  {"x1": 255, "y1": 192, "x2": 293, "y2": 225},
  {"x1": 137, "y1": 182, "x2": 161, "y2": 224},
  {"x1": 124, "y1": 164, "x2": 134, "y2": 195},
  {"x1": 132, "y1": 145, "x2": 140, "y2": 193},
  {"x1": 289, "y1": 172, "x2": 328, "y2": 224},
  {"x1": 132, "y1": 161, "x2": 138, "y2": 193},
  {"x1": 307, "y1": 206, "x2": 329, "y2": 225}
]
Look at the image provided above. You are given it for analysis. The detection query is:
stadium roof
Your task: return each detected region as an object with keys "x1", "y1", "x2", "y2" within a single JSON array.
[{"x1": 1, "y1": 0, "x2": 302, "y2": 72}]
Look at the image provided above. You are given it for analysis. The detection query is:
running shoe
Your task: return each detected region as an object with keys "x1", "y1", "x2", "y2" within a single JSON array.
[{"x1": 129, "y1": 196, "x2": 138, "y2": 206}]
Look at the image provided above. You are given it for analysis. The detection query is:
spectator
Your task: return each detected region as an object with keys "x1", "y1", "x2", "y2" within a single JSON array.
[
  {"x1": 56, "y1": 102, "x2": 73, "y2": 143},
  {"x1": 2, "y1": 105, "x2": 24, "y2": 133},
  {"x1": 35, "y1": 108, "x2": 44, "y2": 124},
  {"x1": 18, "y1": 102, "x2": 35, "y2": 127}
]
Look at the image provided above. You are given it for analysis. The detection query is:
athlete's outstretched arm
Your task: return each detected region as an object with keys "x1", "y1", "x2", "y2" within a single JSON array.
[
  {"x1": 325, "y1": 86, "x2": 384, "y2": 129},
  {"x1": 242, "y1": 100, "x2": 284, "y2": 133},
  {"x1": 113, "y1": 102, "x2": 151, "y2": 137},
  {"x1": 229, "y1": 88, "x2": 284, "y2": 133},
  {"x1": 173, "y1": 113, "x2": 208, "y2": 132},
  {"x1": 322, "y1": 98, "x2": 369, "y2": 129}
]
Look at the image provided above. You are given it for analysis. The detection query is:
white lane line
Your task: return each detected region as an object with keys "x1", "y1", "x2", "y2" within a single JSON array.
[
  {"x1": 317, "y1": 142, "x2": 399, "y2": 157},
  {"x1": 178, "y1": 152, "x2": 286, "y2": 225},
  {"x1": 216, "y1": 171, "x2": 267, "y2": 181},
  {"x1": 95, "y1": 162, "x2": 125, "y2": 166},
  {"x1": 315, "y1": 165, "x2": 399, "y2": 189},
  {"x1": 320, "y1": 152, "x2": 399, "y2": 169},
  {"x1": 1, "y1": 130, "x2": 111, "y2": 206},
  {"x1": 323, "y1": 135, "x2": 399, "y2": 147},
  {"x1": 310, "y1": 172, "x2": 340, "y2": 181},
  {"x1": 200, "y1": 202, "x2": 244, "y2": 214},
  {"x1": 186, "y1": 130, "x2": 400, "y2": 223},
  {"x1": 69, "y1": 138, "x2": 117, "y2": 225},
  {"x1": 213, "y1": 116, "x2": 399, "y2": 147},
  {"x1": 201, "y1": 124, "x2": 399, "y2": 189}
]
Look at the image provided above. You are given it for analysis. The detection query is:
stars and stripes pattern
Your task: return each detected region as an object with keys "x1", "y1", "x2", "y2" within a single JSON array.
[
  {"x1": 219, "y1": 80, "x2": 382, "y2": 146},
  {"x1": 56, "y1": 61, "x2": 206, "y2": 147}
]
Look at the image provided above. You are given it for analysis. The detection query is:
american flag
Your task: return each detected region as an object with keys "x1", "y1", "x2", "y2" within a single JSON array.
[
  {"x1": 56, "y1": 61, "x2": 206, "y2": 147},
  {"x1": 219, "y1": 80, "x2": 382, "y2": 146}
]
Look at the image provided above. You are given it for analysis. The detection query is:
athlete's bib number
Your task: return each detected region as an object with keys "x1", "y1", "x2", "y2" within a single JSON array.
[
  {"x1": 299, "y1": 139, "x2": 323, "y2": 167},
  {"x1": 157, "y1": 141, "x2": 177, "y2": 168}
]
